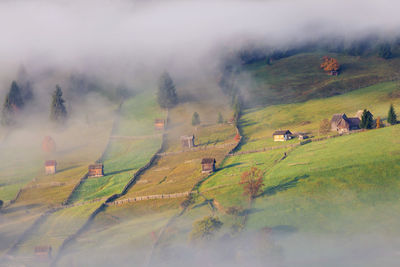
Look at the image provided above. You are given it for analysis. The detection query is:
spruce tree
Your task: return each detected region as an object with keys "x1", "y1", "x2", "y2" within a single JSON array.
[
  {"x1": 157, "y1": 72, "x2": 178, "y2": 109},
  {"x1": 387, "y1": 104, "x2": 397, "y2": 125},
  {"x1": 192, "y1": 112, "x2": 200, "y2": 126},
  {"x1": 359, "y1": 109, "x2": 374, "y2": 129},
  {"x1": 1, "y1": 81, "x2": 24, "y2": 126},
  {"x1": 50, "y1": 85, "x2": 67, "y2": 123},
  {"x1": 378, "y1": 43, "x2": 392, "y2": 59}
]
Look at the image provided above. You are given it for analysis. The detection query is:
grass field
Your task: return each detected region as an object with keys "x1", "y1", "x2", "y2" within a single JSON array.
[
  {"x1": 240, "y1": 81, "x2": 400, "y2": 152},
  {"x1": 242, "y1": 52, "x2": 400, "y2": 105},
  {"x1": 68, "y1": 92, "x2": 164, "y2": 203}
]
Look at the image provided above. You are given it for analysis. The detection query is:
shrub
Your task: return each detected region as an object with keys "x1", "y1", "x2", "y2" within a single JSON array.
[
  {"x1": 239, "y1": 167, "x2": 265, "y2": 200},
  {"x1": 190, "y1": 216, "x2": 223, "y2": 241}
]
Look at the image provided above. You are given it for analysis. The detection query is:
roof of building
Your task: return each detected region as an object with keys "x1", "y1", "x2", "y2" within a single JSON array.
[
  {"x1": 201, "y1": 158, "x2": 216, "y2": 164},
  {"x1": 45, "y1": 160, "x2": 57, "y2": 166},
  {"x1": 89, "y1": 163, "x2": 103, "y2": 169},
  {"x1": 272, "y1": 130, "x2": 292, "y2": 136},
  {"x1": 331, "y1": 114, "x2": 348, "y2": 124},
  {"x1": 347, "y1": 117, "x2": 361, "y2": 127}
]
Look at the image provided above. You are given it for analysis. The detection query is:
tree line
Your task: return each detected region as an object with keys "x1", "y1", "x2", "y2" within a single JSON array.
[{"x1": 1, "y1": 80, "x2": 68, "y2": 126}]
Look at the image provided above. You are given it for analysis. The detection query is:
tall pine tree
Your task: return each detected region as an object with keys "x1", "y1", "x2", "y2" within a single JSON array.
[
  {"x1": 50, "y1": 85, "x2": 67, "y2": 123},
  {"x1": 1, "y1": 81, "x2": 24, "y2": 126},
  {"x1": 192, "y1": 112, "x2": 200, "y2": 126},
  {"x1": 157, "y1": 72, "x2": 178, "y2": 109},
  {"x1": 387, "y1": 104, "x2": 397, "y2": 125},
  {"x1": 359, "y1": 109, "x2": 374, "y2": 129}
]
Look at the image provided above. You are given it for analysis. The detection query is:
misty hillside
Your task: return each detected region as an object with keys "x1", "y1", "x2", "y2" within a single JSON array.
[{"x1": 1, "y1": 1, "x2": 400, "y2": 267}]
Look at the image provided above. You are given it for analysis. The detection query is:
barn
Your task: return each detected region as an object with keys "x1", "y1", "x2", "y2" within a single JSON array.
[
  {"x1": 201, "y1": 158, "x2": 216, "y2": 173},
  {"x1": 181, "y1": 135, "x2": 195, "y2": 149},
  {"x1": 272, "y1": 130, "x2": 292, "y2": 142},
  {"x1": 330, "y1": 113, "x2": 360, "y2": 133},
  {"x1": 88, "y1": 163, "x2": 104, "y2": 177},
  {"x1": 45, "y1": 160, "x2": 57, "y2": 175}
]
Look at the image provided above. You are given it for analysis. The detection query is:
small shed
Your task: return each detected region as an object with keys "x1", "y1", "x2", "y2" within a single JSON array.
[
  {"x1": 201, "y1": 158, "x2": 216, "y2": 173},
  {"x1": 45, "y1": 160, "x2": 57, "y2": 175},
  {"x1": 154, "y1": 119, "x2": 165, "y2": 130},
  {"x1": 181, "y1": 135, "x2": 195, "y2": 149},
  {"x1": 331, "y1": 113, "x2": 360, "y2": 133},
  {"x1": 272, "y1": 130, "x2": 292, "y2": 142},
  {"x1": 298, "y1": 134, "x2": 309, "y2": 140},
  {"x1": 329, "y1": 70, "x2": 339, "y2": 76},
  {"x1": 34, "y1": 246, "x2": 52, "y2": 259},
  {"x1": 88, "y1": 163, "x2": 104, "y2": 177}
]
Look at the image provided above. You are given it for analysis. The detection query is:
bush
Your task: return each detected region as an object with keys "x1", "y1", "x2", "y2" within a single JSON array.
[
  {"x1": 190, "y1": 216, "x2": 223, "y2": 241},
  {"x1": 226, "y1": 206, "x2": 244, "y2": 217},
  {"x1": 192, "y1": 112, "x2": 200, "y2": 126}
]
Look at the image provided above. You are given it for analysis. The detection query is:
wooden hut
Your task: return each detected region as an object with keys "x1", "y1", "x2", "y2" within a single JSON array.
[
  {"x1": 330, "y1": 113, "x2": 360, "y2": 133},
  {"x1": 272, "y1": 130, "x2": 292, "y2": 142},
  {"x1": 34, "y1": 246, "x2": 52, "y2": 259},
  {"x1": 181, "y1": 135, "x2": 195, "y2": 149},
  {"x1": 329, "y1": 70, "x2": 339, "y2": 76},
  {"x1": 154, "y1": 119, "x2": 165, "y2": 130},
  {"x1": 88, "y1": 163, "x2": 104, "y2": 177},
  {"x1": 201, "y1": 158, "x2": 216, "y2": 173},
  {"x1": 44, "y1": 160, "x2": 57, "y2": 175}
]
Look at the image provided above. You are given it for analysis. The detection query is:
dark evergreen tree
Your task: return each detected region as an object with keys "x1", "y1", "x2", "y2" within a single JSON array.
[
  {"x1": 387, "y1": 104, "x2": 397, "y2": 125},
  {"x1": 50, "y1": 85, "x2": 67, "y2": 122},
  {"x1": 192, "y1": 112, "x2": 200, "y2": 126},
  {"x1": 217, "y1": 112, "x2": 224, "y2": 124},
  {"x1": 378, "y1": 43, "x2": 392, "y2": 59},
  {"x1": 1, "y1": 81, "x2": 24, "y2": 126},
  {"x1": 359, "y1": 109, "x2": 374, "y2": 129},
  {"x1": 17, "y1": 66, "x2": 34, "y2": 102},
  {"x1": 157, "y1": 72, "x2": 178, "y2": 109}
]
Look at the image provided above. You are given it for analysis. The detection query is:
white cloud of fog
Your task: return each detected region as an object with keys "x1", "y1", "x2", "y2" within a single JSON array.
[{"x1": 0, "y1": 0, "x2": 399, "y2": 82}]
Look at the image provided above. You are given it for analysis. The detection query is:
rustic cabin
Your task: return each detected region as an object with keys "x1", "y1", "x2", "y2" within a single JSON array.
[
  {"x1": 34, "y1": 246, "x2": 52, "y2": 259},
  {"x1": 88, "y1": 163, "x2": 104, "y2": 177},
  {"x1": 272, "y1": 130, "x2": 292, "y2": 142},
  {"x1": 330, "y1": 113, "x2": 360, "y2": 133},
  {"x1": 45, "y1": 160, "x2": 57, "y2": 175},
  {"x1": 181, "y1": 135, "x2": 195, "y2": 149},
  {"x1": 201, "y1": 158, "x2": 216, "y2": 173},
  {"x1": 154, "y1": 119, "x2": 165, "y2": 130},
  {"x1": 330, "y1": 70, "x2": 339, "y2": 76},
  {"x1": 298, "y1": 134, "x2": 309, "y2": 140}
]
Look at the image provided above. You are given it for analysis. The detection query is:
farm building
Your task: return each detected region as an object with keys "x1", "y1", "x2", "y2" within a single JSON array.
[
  {"x1": 181, "y1": 135, "x2": 195, "y2": 149},
  {"x1": 272, "y1": 130, "x2": 292, "y2": 142},
  {"x1": 34, "y1": 246, "x2": 52, "y2": 259},
  {"x1": 44, "y1": 160, "x2": 57, "y2": 175},
  {"x1": 201, "y1": 158, "x2": 216, "y2": 173},
  {"x1": 154, "y1": 119, "x2": 165, "y2": 130},
  {"x1": 298, "y1": 134, "x2": 309, "y2": 140},
  {"x1": 88, "y1": 163, "x2": 104, "y2": 177},
  {"x1": 331, "y1": 113, "x2": 360, "y2": 133},
  {"x1": 329, "y1": 70, "x2": 339, "y2": 76}
]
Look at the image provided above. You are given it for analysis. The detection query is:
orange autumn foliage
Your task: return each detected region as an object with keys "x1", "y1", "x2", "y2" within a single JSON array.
[
  {"x1": 320, "y1": 56, "x2": 340, "y2": 72},
  {"x1": 239, "y1": 167, "x2": 265, "y2": 200}
]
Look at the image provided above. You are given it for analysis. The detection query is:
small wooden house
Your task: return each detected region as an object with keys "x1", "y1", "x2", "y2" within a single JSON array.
[
  {"x1": 201, "y1": 158, "x2": 216, "y2": 173},
  {"x1": 181, "y1": 135, "x2": 195, "y2": 149},
  {"x1": 34, "y1": 245, "x2": 52, "y2": 259},
  {"x1": 272, "y1": 130, "x2": 292, "y2": 142},
  {"x1": 154, "y1": 119, "x2": 165, "y2": 130},
  {"x1": 45, "y1": 160, "x2": 57, "y2": 175},
  {"x1": 88, "y1": 163, "x2": 104, "y2": 177},
  {"x1": 298, "y1": 134, "x2": 309, "y2": 140},
  {"x1": 329, "y1": 70, "x2": 339, "y2": 76},
  {"x1": 330, "y1": 113, "x2": 360, "y2": 133}
]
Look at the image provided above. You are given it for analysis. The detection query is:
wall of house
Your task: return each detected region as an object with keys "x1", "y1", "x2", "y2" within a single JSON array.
[{"x1": 273, "y1": 135, "x2": 285, "y2": 141}]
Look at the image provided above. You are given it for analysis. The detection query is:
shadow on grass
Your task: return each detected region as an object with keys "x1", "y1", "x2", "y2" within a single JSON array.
[
  {"x1": 221, "y1": 162, "x2": 243, "y2": 170},
  {"x1": 57, "y1": 165, "x2": 80, "y2": 173},
  {"x1": 260, "y1": 174, "x2": 309, "y2": 197},
  {"x1": 2, "y1": 203, "x2": 41, "y2": 214}
]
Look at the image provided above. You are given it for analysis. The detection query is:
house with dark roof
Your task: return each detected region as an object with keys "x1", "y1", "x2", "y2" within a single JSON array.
[
  {"x1": 201, "y1": 158, "x2": 216, "y2": 173},
  {"x1": 330, "y1": 113, "x2": 360, "y2": 133},
  {"x1": 272, "y1": 130, "x2": 292, "y2": 142},
  {"x1": 154, "y1": 119, "x2": 165, "y2": 130}
]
